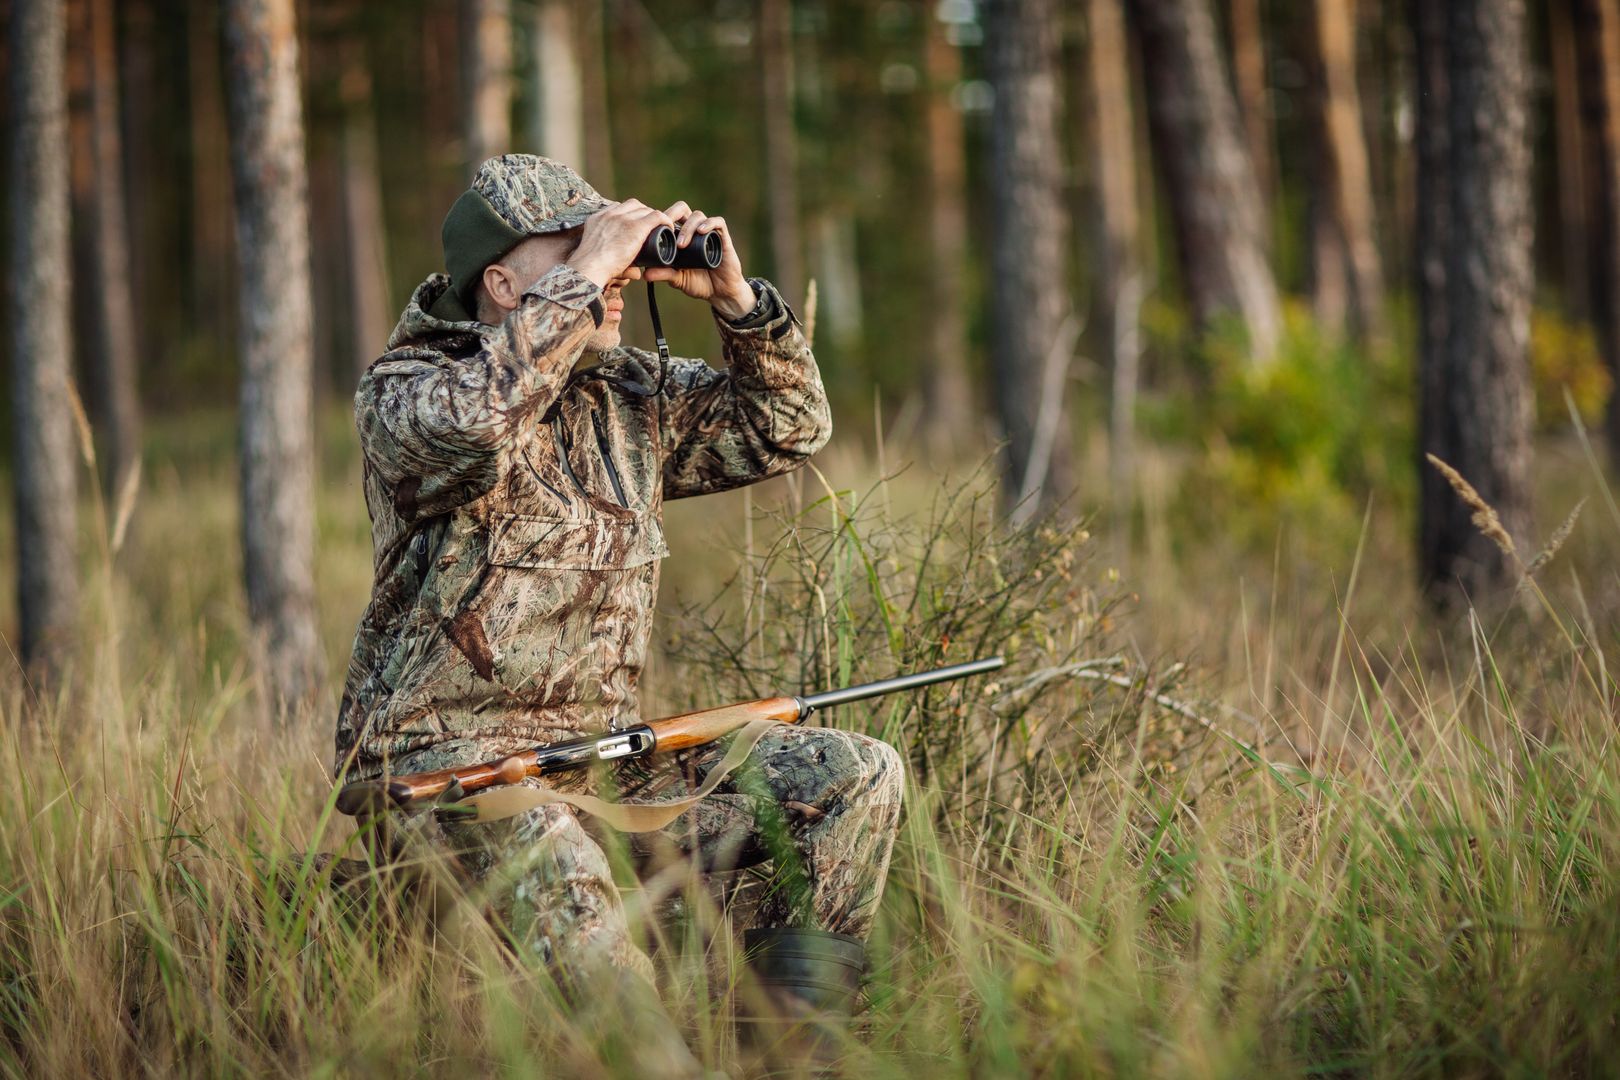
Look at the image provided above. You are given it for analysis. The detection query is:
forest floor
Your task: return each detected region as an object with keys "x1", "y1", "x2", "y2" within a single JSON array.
[{"x1": 0, "y1": 406, "x2": 1616, "y2": 1077}]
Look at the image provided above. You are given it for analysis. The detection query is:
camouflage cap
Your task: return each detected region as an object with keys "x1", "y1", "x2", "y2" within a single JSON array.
[{"x1": 429, "y1": 154, "x2": 611, "y2": 322}]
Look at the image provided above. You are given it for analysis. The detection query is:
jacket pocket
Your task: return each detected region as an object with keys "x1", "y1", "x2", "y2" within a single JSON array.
[{"x1": 486, "y1": 511, "x2": 669, "y2": 570}]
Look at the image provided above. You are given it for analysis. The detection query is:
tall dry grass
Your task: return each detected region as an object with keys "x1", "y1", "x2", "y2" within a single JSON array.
[{"x1": 0, "y1": 409, "x2": 1616, "y2": 1077}]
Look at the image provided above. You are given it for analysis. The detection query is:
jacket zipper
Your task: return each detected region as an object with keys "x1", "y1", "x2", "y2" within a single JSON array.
[
  {"x1": 552, "y1": 414, "x2": 591, "y2": 501},
  {"x1": 592, "y1": 412, "x2": 629, "y2": 508},
  {"x1": 523, "y1": 451, "x2": 573, "y2": 510}
]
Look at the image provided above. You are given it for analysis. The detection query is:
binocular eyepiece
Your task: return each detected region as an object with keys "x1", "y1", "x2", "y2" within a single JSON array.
[{"x1": 633, "y1": 226, "x2": 724, "y2": 270}]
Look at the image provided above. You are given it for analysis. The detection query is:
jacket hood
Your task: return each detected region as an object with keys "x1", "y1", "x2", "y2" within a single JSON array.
[{"x1": 387, "y1": 274, "x2": 490, "y2": 351}]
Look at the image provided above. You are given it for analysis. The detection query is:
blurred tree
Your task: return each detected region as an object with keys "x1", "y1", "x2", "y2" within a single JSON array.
[
  {"x1": 1416, "y1": 0, "x2": 1535, "y2": 605},
  {"x1": 984, "y1": 0, "x2": 1074, "y2": 515},
  {"x1": 1576, "y1": 0, "x2": 1620, "y2": 468},
  {"x1": 1087, "y1": 0, "x2": 1145, "y2": 533},
  {"x1": 65, "y1": 0, "x2": 142, "y2": 501},
  {"x1": 1227, "y1": 0, "x2": 1275, "y2": 212},
  {"x1": 921, "y1": 2, "x2": 973, "y2": 452},
  {"x1": 1130, "y1": 0, "x2": 1281, "y2": 362},
  {"x1": 528, "y1": 0, "x2": 585, "y2": 166},
  {"x1": 1311, "y1": 0, "x2": 1386, "y2": 341},
  {"x1": 463, "y1": 0, "x2": 513, "y2": 169},
  {"x1": 119, "y1": 0, "x2": 154, "y2": 358},
  {"x1": 337, "y1": 8, "x2": 391, "y2": 376},
  {"x1": 222, "y1": 0, "x2": 324, "y2": 705},
  {"x1": 189, "y1": 0, "x2": 238, "y2": 369},
  {"x1": 9, "y1": 0, "x2": 79, "y2": 672},
  {"x1": 1550, "y1": 0, "x2": 1589, "y2": 316},
  {"x1": 1414, "y1": 0, "x2": 1451, "y2": 594},
  {"x1": 760, "y1": 0, "x2": 805, "y2": 308},
  {"x1": 579, "y1": 0, "x2": 614, "y2": 191}
]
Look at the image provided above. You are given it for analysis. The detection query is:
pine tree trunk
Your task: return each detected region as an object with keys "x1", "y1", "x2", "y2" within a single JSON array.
[
  {"x1": 1417, "y1": 0, "x2": 1535, "y2": 605},
  {"x1": 984, "y1": 0, "x2": 1074, "y2": 514},
  {"x1": 85, "y1": 0, "x2": 141, "y2": 503},
  {"x1": 1551, "y1": 0, "x2": 1590, "y2": 316},
  {"x1": 462, "y1": 0, "x2": 512, "y2": 169},
  {"x1": 760, "y1": 0, "x2": 804, "y2": 308},
  {"x1": 1088, "y1": 0, "x2": 1145, "y2": 534},
  {"x1": 528, "y1": 0, "x2": 585, "y2": 167},
  {"x1": 1313, "y1": 0, "x2": 1386, "y2": 341},
  {"x1": 9, "y1": 0, "x2": 79, "y2": 673},
  {"x1": 1228, "y1": 0, "x2": 1275, "y2": 207},
  {"x1": 578, "y1": 0, "x2": 614, "y2": 191},
  {"x1": 921, "y1": 4, "x2": 973, "y2": 453},
  {"x1": 1414, "y1": 0, "x2": 1452, "y2": 592},
  {"x1": 222, "y1": 0, "x2": 324, "y2": 706},
  {"x1": 190, "y1": 0, "x2": 238, "y2": 358},
  {"x1": 1575, "y1": 0, "x2": 1620, "y2": 469},
  {"x1": 1130, "y1": 0, "x2": 1281, "y2": 362},
  {"x1": 121, "y1": 0, "x2": 162, "y2": 368},
  {"x1": 339, "y1": 27, "x2": 392, "y2": 378}
]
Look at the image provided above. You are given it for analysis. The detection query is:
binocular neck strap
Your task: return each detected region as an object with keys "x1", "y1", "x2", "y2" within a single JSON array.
[
  {"x1": 645, "y1": 281, "x2": 670, "y2": 396},
  {"x1": 646, "y1": 281, "x2": 671, "y2": 367}
]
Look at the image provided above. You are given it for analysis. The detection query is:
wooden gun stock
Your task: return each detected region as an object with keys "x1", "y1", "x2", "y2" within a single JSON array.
[{"x1": 646, "y1": 696, "x2": 802, "y2": 752}]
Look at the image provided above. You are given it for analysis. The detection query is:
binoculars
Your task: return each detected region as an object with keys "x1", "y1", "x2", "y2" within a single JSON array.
[{"x1": 633, "y1": 225, "x2": 724, "y2": 270}]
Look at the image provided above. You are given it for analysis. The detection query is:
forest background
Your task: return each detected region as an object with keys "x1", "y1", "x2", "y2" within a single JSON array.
[{"x1": 1, "y1": 0, "x2": 1619, "y2": 1075}]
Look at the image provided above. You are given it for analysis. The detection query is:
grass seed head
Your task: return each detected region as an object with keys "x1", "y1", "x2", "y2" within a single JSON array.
[{"x1": 1426, "y1": 453, "x2": 1520, "y2": 564}]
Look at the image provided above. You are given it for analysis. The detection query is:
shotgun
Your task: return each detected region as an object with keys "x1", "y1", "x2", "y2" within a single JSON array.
[{"x1": 335, "y1": 656, "x2": 1004, "y2": 817}]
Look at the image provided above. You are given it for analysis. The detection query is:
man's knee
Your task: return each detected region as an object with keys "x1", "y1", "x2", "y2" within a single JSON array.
[
  {"x1": 760, "y1": 725, "x2": 904, "y2": 808},
  {"x1": 837, "y1": 728, "x2": 904, "y2": 807}
]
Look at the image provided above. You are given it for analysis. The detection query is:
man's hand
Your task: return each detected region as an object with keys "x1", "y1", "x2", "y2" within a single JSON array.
[
  {"x1": 642, "y1": 202, "x2": 757, "y2": 320},
  {"x1": 566, "y1": 198, "x2": 675, "y2": 289}
]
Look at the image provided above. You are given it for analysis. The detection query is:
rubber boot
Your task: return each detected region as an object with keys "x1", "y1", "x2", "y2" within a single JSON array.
[{"x1": 738, "y1": 927, "x2": 865, "y2": 1073}]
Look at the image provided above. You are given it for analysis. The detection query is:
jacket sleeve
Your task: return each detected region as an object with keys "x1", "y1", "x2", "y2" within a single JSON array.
[
  {"x1": 658, "y1": 279, "x2": 833, "y2": 499},
  {"x1": 355, "y1": 265, "x2": 603, "y2": 518}
]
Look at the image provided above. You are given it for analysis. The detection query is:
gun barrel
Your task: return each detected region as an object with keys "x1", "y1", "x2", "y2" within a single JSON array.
[{"x1": 799, "y1": 655, "x2": 1005, "y2": 713}]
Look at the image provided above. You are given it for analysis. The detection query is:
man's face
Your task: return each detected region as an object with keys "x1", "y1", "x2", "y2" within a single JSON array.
[{"x1": 499, "y1": 229, "x2": 639, "y2": 352}]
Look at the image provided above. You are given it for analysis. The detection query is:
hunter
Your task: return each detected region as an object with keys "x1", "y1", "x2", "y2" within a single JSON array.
[{"x1": 335, "y1": 155, "x2": 901, "y2": 1073}]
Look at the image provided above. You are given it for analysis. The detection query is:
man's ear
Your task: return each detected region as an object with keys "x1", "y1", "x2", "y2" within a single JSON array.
[{"x1": 481, "y1": 262, "x2": 522, "y2": 312}]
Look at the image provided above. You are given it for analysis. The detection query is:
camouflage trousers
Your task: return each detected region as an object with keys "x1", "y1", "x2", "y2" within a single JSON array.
[{"x1": 385, "y1": 724, "x2": 903, "y2": 989}]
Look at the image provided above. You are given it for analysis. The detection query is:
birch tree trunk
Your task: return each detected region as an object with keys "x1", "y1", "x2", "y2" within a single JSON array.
[
  {"x1": 462, "y1": 0, "x2": 512, "y2": 169},
  {"x1": 1575, "y1": 0, "x2": 1620, "y2": 468},
  {"x1": 1087, "y1": 0, "x2": 1145, "y2": 536},
  {"x1": 222, "y1": 0, "x2": 324, "y2": 706},
  {"x1": 760, "y1": 0, "x2": 805, "y2": 308},
  {"x1": 984, "y1": 0, "x2": 1074, "y2": 514},
  {"x1": 9, "y1": 0, "x2": 79, "y2": 672},
  {"x1": 921, "y1": 4, "x2": 973, "y2": 452},
  {"x1": 528, "y1": 0, "x2": 585, "y2": 167},
  {"x1": 1416, "y1": 0, "x2": 1535, "y2": 605},
  {"x1": 1130, "y1": 0, "x2": 1281, "y2": 363},
  {"x1": 1312, "y1": 0, "x2": 1386, "y2": 341}
]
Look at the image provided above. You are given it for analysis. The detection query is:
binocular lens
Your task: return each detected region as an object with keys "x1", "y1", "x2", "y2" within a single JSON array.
[
  {"x1": 632, "y1": 223, "x2": 725, "y2": 269},
  {"x1": 634, "y1": 225, "x2": 678, "y2": 268},
  {"x1": 687, "y1": 230, "x2": 724, "y2": 269}
]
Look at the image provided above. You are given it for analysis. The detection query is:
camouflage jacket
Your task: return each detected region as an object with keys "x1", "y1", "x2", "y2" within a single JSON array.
[{"x1": 335, "y1": 265, "x2": 829, "y2": 778}]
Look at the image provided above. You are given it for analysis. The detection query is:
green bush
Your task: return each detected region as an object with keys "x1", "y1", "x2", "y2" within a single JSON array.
[
  {"x1": 1530, "y1": 306, "x2": 1612, "y2": 430},
  {"x1": 1153, "y1": 303, "x2": 1414, "y2": 556}
]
